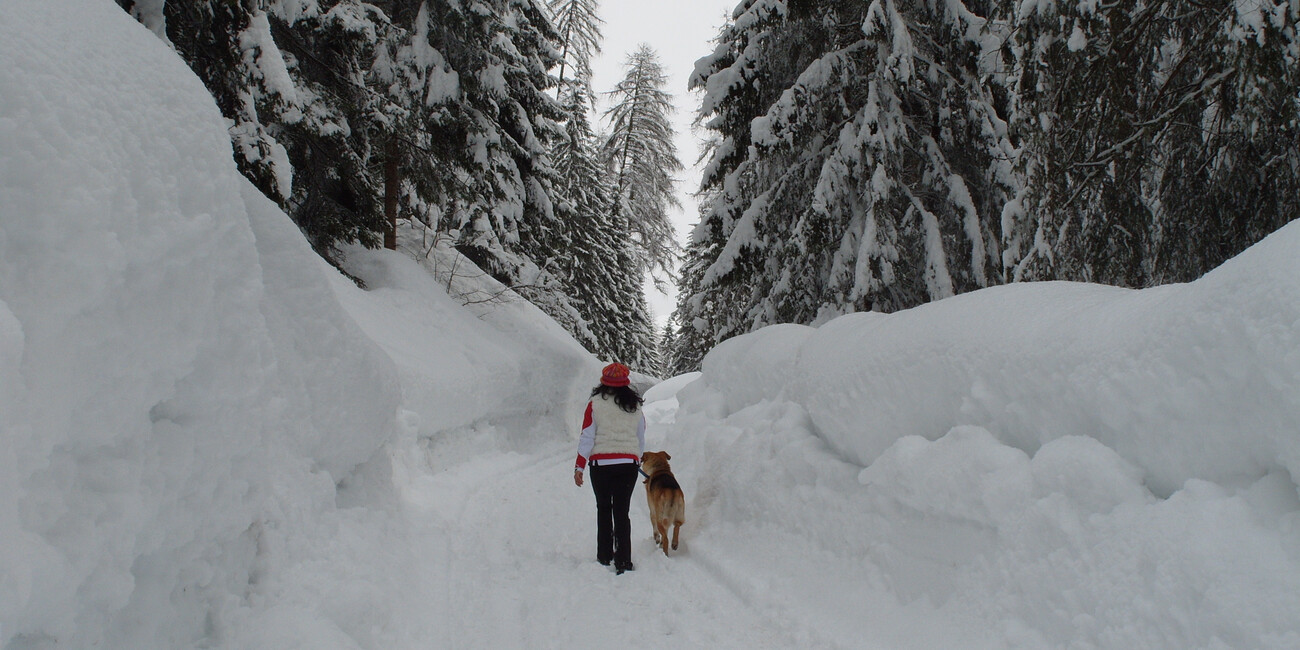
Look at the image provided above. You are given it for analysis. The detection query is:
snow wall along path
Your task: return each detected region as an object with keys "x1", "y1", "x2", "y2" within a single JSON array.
[
  {"x1": 1, "y1": 1, "x2": 403, "y2": 646},
  {"x1": 697, "y1": 220, "x2": 1300, "y2": 497}
]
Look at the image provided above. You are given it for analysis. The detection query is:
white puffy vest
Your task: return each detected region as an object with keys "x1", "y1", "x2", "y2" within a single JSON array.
[{"x1": 590, "y1": 394, "x2": 641, "y2": 457}]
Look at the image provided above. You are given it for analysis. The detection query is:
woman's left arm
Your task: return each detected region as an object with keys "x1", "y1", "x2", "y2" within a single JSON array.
[{"x1": 636, "y1": 414, "x2": 646, "y2": 456}]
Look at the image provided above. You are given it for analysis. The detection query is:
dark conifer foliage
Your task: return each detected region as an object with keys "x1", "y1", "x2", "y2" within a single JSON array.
[
  {"x1": 670, "y1": 0, "x2": 1012, "y2": 373},
  {"x1": 1005, "y1": 0, "x2": 1300, "y2": 286},
  {"x1": 553, "y1": 81, "x2": 617, "y2": 355},
  {"x1": 655, "y1": 318, "x2": 679, "y2": 380},
  {"x1": 545, "y1": 0, "x2": 616, "y2": 357},
  {"x1": 267, "y1": 3, "x2": 392, "y2": 255},
  {"x1": 548, "y1": 0, "x2": 603, "y2": 89}
]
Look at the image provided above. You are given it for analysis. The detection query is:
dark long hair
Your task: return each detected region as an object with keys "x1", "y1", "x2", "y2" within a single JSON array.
[{"x1": 591, "y1": 384, "x2": 643, "y2": 413}]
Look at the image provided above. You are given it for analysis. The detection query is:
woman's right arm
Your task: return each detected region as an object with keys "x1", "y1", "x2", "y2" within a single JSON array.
[{"x1": 574, "y1": 401, "x2": 596, "y2": 485}]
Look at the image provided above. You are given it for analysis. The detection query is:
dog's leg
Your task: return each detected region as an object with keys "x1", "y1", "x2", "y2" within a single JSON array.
[
  {"x1": 648, "y1": 494, "x2": 659, "y2": 545},
  {"x1": 671, "y1": 520, "x2": 681, "y2": 551},
  {"x1": 657, "y1": 519, "x2": 670, "y2": 555}
]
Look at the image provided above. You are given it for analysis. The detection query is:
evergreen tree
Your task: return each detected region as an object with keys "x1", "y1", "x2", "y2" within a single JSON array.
[
  {"x1": 119, "y1": 0, "x2": 594, "y2": 332},
  {"x1": 542, "y1": 0, "x2": 628, "y2": 356},
  {"x1": 592, "y1": 45, "x2": 684, "y2": 370},
  {"x1": 268, "y1": 1, "x2": 392, "y2": 256},
  {"x1": 118, "y1": 0, "x2": 410, "y2": 259},
  {"x1": 1003, "y1": 0, "x2": 1300, "y2": 286},
  {"x1": 656, "y1": 319, "x2": 678, "y2": 379},
  {"x1": 547, "y1": 0, "x2": 603, "y2": 92},
  {"x1": 676, "y1": 0, "x2": 1012, "y2": 366},
  {"x1": 602, "y1": 45, "x2": 684, "y2": 282},
  {"x1": 387, "y1": 1, "x2": 566, "y2": 285},
  {"x1": 671, "y1": 0, "x2": 799, "y2": 371},
  {"x1": 553, "y1": 81, "x2": 619, "y2": 355},
  {"x1": 608, "y1": 240, "x2": 657, "y2": 371},
  {"x1": 670, "y1": 189, "x2": 735, "y2": 374},
  {"x1": 676, "y1": 0, "x2": 1298, "y2": 371}
]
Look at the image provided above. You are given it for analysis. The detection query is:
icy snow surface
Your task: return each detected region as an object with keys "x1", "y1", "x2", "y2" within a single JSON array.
[{"x1": 4, "y1": 0, "x2": 1300, "y2": 648}]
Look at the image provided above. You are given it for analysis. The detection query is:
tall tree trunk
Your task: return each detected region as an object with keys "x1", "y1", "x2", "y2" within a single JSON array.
[
  {"x1": 384, "y1": 141, "x2": 399, "y2": 250},
  {"x1": 555, "y1": 29, "x2": 570, "y2": 101}
]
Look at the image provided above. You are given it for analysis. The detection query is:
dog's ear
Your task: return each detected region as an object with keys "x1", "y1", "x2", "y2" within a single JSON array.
[{"x1": 665, "y1": 453, "x2": 671, "y2": 460}]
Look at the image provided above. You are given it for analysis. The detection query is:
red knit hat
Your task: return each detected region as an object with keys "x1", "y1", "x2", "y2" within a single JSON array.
[{"x1": 600, "y1": 362, "x2": 631, "y2": 387}]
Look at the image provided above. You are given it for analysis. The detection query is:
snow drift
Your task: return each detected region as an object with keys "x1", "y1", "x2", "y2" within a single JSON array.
[
  {"x1": 0, "y1": 1, "x2": 399, "y2": 645},
  {"x1": 666, "y1": 219, "x2": 1300, "y2": 648},
  {"x1": 692, "y1": 224, "x2": 1300, "y2": 496},
  {"x1": 333, "y1": 225, "x2": 604, "y2": 451}
]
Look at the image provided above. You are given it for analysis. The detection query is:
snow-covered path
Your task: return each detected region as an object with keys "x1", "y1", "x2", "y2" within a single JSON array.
[
  {"x1": 384, "y1": 376, "x2": 1004, "y2": 650},
  {"x1": 395, "y1": 421, "x2": 813, "y2": 649}
]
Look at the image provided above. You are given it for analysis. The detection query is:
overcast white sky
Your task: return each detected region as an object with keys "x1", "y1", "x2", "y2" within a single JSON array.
[{"x1": 587, "y1": 0, "x2": 736, "y2": 327}]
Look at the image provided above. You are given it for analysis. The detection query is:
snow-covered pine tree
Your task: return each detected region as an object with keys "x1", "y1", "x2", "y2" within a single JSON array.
[
  {"x1": 601, "y1": 44, "x2": 684, "y2": 283},
  {"x1": 596, "y1": 44, "x2": 683, "y2": 370},
  {"x1": 674, "y1": 0, "x2": 1297, "y2": 372},
  {"x1": 366, "y1": 0, "x2": 491, "y2": 252},
  {"x1": 1002, "y1": 0, "x2": 1300, "y2": 286},
  {"x1": 362, "y1": 0, "x2": 586, "y2": 330},
  {"x1": 607, "y1": 253, "x2": 657, "y2": 371},
  {"x1": 116, "y1": 0, "x2": 603, "y2": 342},
  {"x1": 670, "y1": 188, "x2": 740, "y2": 374},
  {"x1": 655, "y1": 318, "x2": 678, "y2": 379},
  {"x1": 577, "y1": 154, "x2": 655, "y2": 372},
  {"x1": 121, "y1": 0, "x2": 592, "y2": 333},
  {"x1": 670, "y1": 0, "x2": 798, "y2": 373},
  {"x1": 267, "y1": 1, "x2": 392, "y2": 256},
  {"x1": 552, "y1": 80, "x2": 615, "y2": 355},
  {"x1": 1160, "y1": 0, "x2": 1300, "y2": 283},
  {"x1": 539, "y1": 0, "x2": 623, "y2": 356},
  {"x1": 800, "y1": 0, "x2": 1012, "y2": 312},
  {"x1": 547, "y1": 0, "x2": 603, "y2": 93},
  {"x1": 675, "y1": 0, "x2": 1013, "y2": 368},
  {"x1": 403, "y1": 0, "x2": 570, "y2": 291},
  {"x1": 117, "y1": 0, "x2": 397, "y2": 259}
]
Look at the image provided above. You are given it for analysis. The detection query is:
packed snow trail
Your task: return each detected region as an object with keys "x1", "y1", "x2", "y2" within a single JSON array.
[
  {"x1": 381, "y1": 383, "x2": 998, "y2": 650},
  {"x1": 328, "y1": 238, "x2": 853, "y2": 646},
  {"x1": 394, "y1": 430, "x2": 814, "y2": 648}
]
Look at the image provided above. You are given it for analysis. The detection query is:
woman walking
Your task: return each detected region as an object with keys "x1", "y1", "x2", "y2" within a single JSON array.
[{"x1": 573, "y1": 362, "x2": 646, "y2": 574}]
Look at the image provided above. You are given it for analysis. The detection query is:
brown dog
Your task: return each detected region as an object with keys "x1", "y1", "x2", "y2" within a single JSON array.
[{"x1": 640, "y1": 451, "x2": 685, "y2": 556}]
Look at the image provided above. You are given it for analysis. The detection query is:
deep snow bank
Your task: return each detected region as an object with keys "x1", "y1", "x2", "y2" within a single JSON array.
[
  {"x1": 1, "y1": 1, "x2": 400, "y2": 645},
  {"x1": 332, "y1": 225, "x2": 603, "y2": 452},
  {"x1": 664, "y1": 212, "x2": 1300, "y2": 648},
  {"x1": 663, "y1": 386, "x2": 1300, "y2": 648},
  {"x1": 691, "y1": 223, "x2": 1300, "y2": 495},
  {"x1": 663, "y1": 225, "x2": 1300, "y2": 646}
]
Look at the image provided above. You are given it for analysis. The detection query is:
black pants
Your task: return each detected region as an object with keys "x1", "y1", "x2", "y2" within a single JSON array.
[{"x1": 590, "y1": 462, "x2": 637, "y2": 565}]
